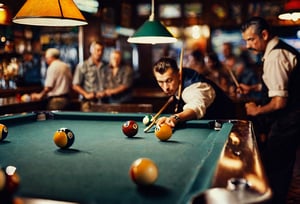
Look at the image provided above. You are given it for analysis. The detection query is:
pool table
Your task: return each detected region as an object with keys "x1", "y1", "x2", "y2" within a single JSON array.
[{"x1": 0, "y1": 111, "x2": 272, "y2": 204}]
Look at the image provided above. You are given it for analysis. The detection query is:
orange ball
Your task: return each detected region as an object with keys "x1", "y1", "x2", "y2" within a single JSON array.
[
  {"x1": 129, "y1": 158, "x2": 158, "y2": 186},
  {"x1": 155, "y1": 124, "x2": 172, "y2": 141}
]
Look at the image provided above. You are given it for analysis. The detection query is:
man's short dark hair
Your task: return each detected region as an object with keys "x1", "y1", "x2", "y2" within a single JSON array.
[
  {"x1": 241, "y1": 16, "x2": 271, "y2": 36},
  {"x1": 191, "y1": 49, "x2": 205, "y2": 66},
  {"x1": 153, "y1": 57, "x2": 179, "y2": 74}
]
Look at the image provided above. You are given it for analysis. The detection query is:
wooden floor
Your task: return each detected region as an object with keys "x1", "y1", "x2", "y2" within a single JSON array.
[{"x1": 286, "y1": 147, "x2": 300, "y2": 204}]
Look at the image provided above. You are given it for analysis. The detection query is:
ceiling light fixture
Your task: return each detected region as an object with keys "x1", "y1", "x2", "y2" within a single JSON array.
[
  {"x1": 13, "y1": 0, "x2": 88, "y2": 27},
  {"x1": 74, "y1": 0, "x2": 99, "y2": 14},
  {"x1": 127, "y1": 0, "x2": 177, "y2": 44},
  {"x1": 0, "y1": 3, "x2": 12, "y2": 25},
  {"x1": 278, "y1": 0, "x2": 300, "y2": 22}
]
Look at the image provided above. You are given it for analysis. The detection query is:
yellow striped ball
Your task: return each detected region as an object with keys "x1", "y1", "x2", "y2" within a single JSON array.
[{"x1": 129, "y1": 158, "x2": 158, "y2": 186}]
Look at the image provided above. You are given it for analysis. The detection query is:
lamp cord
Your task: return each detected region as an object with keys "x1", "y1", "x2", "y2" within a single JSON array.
[{"x1": 149, "y1": 0, "x2": 154, "y2": 21}]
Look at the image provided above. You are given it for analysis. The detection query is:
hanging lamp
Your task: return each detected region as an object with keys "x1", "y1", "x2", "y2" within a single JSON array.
[
  {"x1": 278, "y1": 0, "x2": 300, "y2": 22},
  {"x1": 13, "y1": 0, "x2": 88, "y2": 27},
  {"x1": 127, "y1": 0, "x2": 177, "y2": 44},
  {"x1": 0, "y1": 3, "x2": 12, "y2": 25}
]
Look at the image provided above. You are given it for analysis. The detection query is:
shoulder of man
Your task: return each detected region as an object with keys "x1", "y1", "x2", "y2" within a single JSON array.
[{"x1": 75, "y1": 60, "x2": 90, "y2": 72}]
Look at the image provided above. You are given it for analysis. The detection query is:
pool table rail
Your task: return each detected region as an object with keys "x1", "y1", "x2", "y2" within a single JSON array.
[{"x1": 189, "y1": 120, "x2": 272, "y2": 204}]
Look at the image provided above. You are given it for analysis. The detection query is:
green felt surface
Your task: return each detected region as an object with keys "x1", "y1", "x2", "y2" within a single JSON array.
[{"x1": 0, "y1": 111, "x2": 232, "y2": 204}]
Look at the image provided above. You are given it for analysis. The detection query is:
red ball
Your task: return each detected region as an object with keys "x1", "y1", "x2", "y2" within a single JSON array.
[{"x1": 122, "y1": 120, "x2": 138, "y2": 137}]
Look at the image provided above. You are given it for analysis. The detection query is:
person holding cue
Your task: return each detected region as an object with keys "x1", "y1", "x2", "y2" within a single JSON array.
[
  {"x1": 239, "y1": 16, "x2": 300, "y2": 204},
  {"x1": 152, "y1": 57, "x2": 235, "y2": 128}
]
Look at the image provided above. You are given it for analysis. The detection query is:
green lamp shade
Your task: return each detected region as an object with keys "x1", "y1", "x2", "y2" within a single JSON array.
[{"x1": 127, "y1": 20, "x2": 177, "y2": 44}]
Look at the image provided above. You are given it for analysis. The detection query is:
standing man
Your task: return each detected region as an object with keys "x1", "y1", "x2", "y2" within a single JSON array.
[
  {"x1": 185, "y1": 49, "x2": 207, "y2": 75},
  {"x1": 240, "y1": 16, "x2": 300, "y2": 204},
  {"x1": 153, "y1": 57, "x2": 235, "y2": 127},
  {"x1": 72, "y1": 41, "x2": 106, "y2": 111},
  {"x1": 31, "y1": 48, "x2": 72, "y2": 110},
  {"x1": 101, "y1": 50, "x2": 134, "y2": 103}
]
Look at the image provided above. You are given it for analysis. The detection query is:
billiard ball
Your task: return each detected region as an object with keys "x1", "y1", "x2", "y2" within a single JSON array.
[
  {"x1": 21, "y1": 94, "x2": 31, "y2": 102},
  {"x1": 155, "y1": 124, "x2": 173, "y2": 141},
  {"x1": 0, "y1": 168, "x2": 5, "y2": 192},
  {"x1": 129, "y1": 158, "x2": 158, "y2": 186},
  {"x1": 142, "y1": 114, "x2": 153, "y2": 126},
  {"x1": 4, "y1": 166, "x2": 20, "y2": 194},
  {"x1": 53, "y1": 128, "x2": 75, "y2": 149},
  {"x1": 0, "y1": 166, "x2": 20, "y2": 195},
  {"x1": 0, "y1": 124, "x2": 8, "y2": 141},
  {"x1": 122, "y1": 120, "x2": 138, "y2": 137}
]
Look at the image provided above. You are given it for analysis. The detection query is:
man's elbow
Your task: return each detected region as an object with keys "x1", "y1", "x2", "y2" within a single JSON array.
[
  {"x1": 72, "y1": 85, "x2": 79, "y2": 91},
  {"x1": 273, "y1": 97, "x2": 287, "y2": 110}
]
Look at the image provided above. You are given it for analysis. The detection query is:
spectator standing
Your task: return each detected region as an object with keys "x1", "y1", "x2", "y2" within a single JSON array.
[
  {"x1": 222, "y1": 42, "x2": 259, "y2": 98},
  {"x1": 184, "y1": 49, "x2": 208, "y2": 75},
  {"x1": 22, "y1": 51, "x2": 42, "y2": 86},
  {"x1": 204, "y1": 52, "x2": 231, "y2": 94},
  {"x1": 240, "y1": 16, "x2": 300, "y2": 204},
  {"x1": 101, "y1": 50, "x2": 134, "y2": 103},
  {"x1": 72, "y1": 41, "x2": 106, "y2": 111},
  {"x1": 31, "y1": 48, "x2": 72, "y2": 110}
]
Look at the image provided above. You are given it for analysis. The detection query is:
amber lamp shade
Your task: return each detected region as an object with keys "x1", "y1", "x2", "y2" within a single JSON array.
[{"x1": 13, "y1": 0, "x2": 88, "y2": 27}]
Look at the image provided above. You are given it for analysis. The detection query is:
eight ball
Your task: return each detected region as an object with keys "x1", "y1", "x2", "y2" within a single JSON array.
[{"x1": 122, "y1": 120, "x2": 138, "y2": 137}]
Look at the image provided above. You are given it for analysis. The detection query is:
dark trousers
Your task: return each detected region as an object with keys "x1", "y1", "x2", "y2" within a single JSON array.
[{"x1": 250, "y1": 110, "x2": 300, "y2": 204}]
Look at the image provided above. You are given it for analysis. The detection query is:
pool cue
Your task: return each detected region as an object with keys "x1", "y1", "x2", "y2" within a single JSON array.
[
  {"x1": 175, "y1": 46, "x2": 184, "y2": 112},
  {"x1": 144, "y1": 96, "x2": 174, "y2": 133},
  {"x1": 226, "y1": 66, "x2": 251, "y2": 100},
  {"x1": 227, "y1": 67, "x2": 240, "y2": 88}
]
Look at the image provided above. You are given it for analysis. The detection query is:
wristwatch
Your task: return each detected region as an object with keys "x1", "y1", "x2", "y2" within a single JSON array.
[{"x1": 171, "y1": 114, "x2": 181, "y2": 122}]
